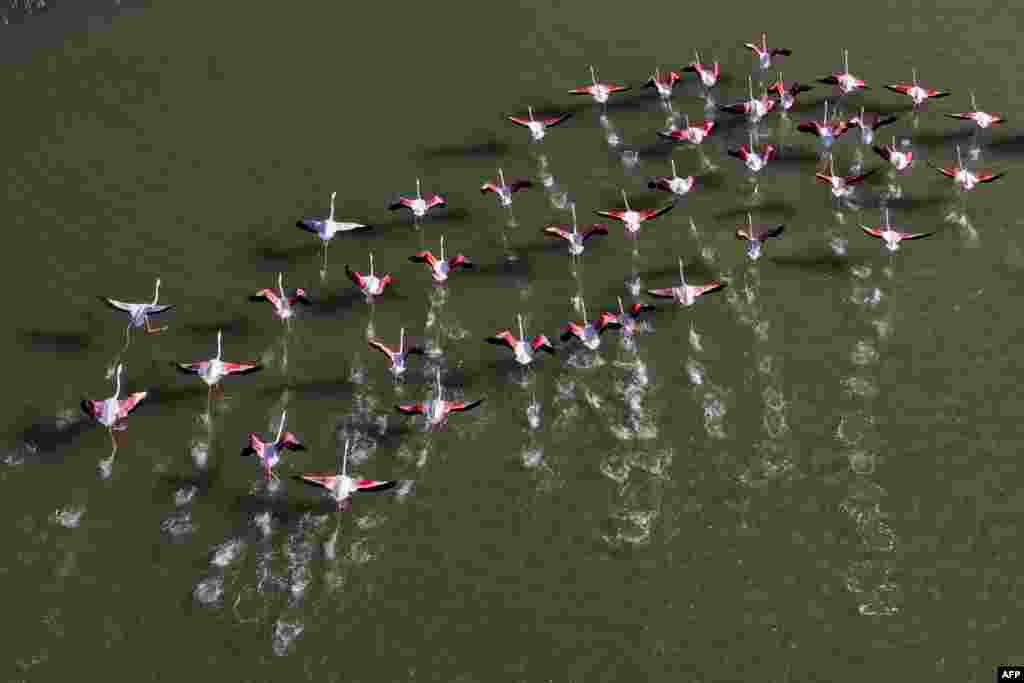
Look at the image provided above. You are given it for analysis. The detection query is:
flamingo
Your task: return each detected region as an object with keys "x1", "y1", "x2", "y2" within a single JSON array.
[
  {"x1": 507, "y1": 106, "x2": 573, "y2": 142},
  {"x1": 296, "y1": 191, "x2": 370, "y2": 274},
  {"x1": 945, "y1": 92, "x2": 1005, "y2": 129},
  {"x1": 885, "y1": 69, "x2": 950, "y2": 110},
  {"x1": 614, "y1": 297, "x2": 655, "y2": 337},
  {"x1": 658, "y1": 115, "x2": 715, "y2": 146},
  {"x1": 368, "y1": 327, "x2": 426, "y2": 378},
  {"x1": 735, "y1": 214, "x2": 786, "y2": 261},
  {"x1": 409, "y1": 235, "x2": 474, "y2": 284},
  {"x1": 861, "y1": 208, "x2": 934, "y2": 252},
  {"x1": 480, "y1": 168, "x2": 532, "y2": 208},
  {"x1": 744, "y1": 33, "x2": 792, "y2": 70},
  {"x1": 595, "y1": 190, "x2": 675, "y2": 238},
  {"x1": 395, "y1": 368, "x2": 484, "y2": 430},
  {"x1": 250, "y1": 272, "x2": 310, "y2": 326},
  {"x1": 728, "y1": 131, "x2": 776, "y2": 174},
  {"x1": 647, "y1": 258, "x2": 725, "y2": 306},
  {"x1": 648, "y1": 159, "x2": 695, "y2": 197},
  {"x1": 486, "y1": 313, "x2": 556, "y2": 365},
  {"x1": 293, "y1": 439, "x2": 398, "y2": 511},
  {"x1": 568, "y1": 65, "x2": 631, "y2": 106},
  {"x1": 815, "y1": 154, "x2": 877, "y2": 200},
  {"x1": 873, "y1": 136, "x2": 914, "y2": 172},
  {"x1": 81, "y1": 363, "x2": 147, "y2": 450},
  {"x1": 848, "y1": 107, "x2": 899, "y2": 145},
  {"x1": 796, "y1": 100, "x2": 850, "y2": 147},
  {"x1": 818, "y1": 50, "x2": 868, "y2": 94},
  {"x1": 682, "y1": 50, "x2": 720, "y2": 89},
  {"x1": 175, "y1": 330, "x2": 261, "y2": 410},
  {"x1": 560, "y1": 299, "x2": 621, "y2": 350},
  {"x1": 543, "y1": 203, "x2": 608, "y2": 261},
  {"x1": 100, "y1": 278, "x2": 173, "y2": 346},
  {"x1": 240, "y1": 410, "x2": 305, "y2": 481},
  {"x1": 719, "y1": 75, "x2": 776, "y2": 122},
  {"x1": 345, "y1": 253, "x2": 393, "y2": 299},
  {"x1": 928, "y1": 146, "x2": 1006, "y2": 192},
  {"x1": 388, "y1": 179, "x2": 446, "y2": 221},
  {"x1": 642, "y1": 67, "x2": 681, "y2": 100},
  {"x1": 768, "y1": 72, "x2": 813, "y2": 111}
]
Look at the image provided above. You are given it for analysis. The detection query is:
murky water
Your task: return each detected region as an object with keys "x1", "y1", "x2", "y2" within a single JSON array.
[{"x1": 3, "y1": 1, "x2": 1024, "y2": 680}]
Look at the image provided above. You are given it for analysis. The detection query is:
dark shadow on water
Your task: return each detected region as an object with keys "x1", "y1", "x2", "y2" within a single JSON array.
[
  {"x1": 156, "y1": 465, "x2": 224, "y2": 501},
  {"x1": 307, "y1": 290, "x2": 368, "y2": 316},
  {"x1": 14, "y1": 413, "x2": 94, "y2": 457},
  {"x1": 16, "y1": 329, "x2": 94, "y2": 353},
  {"x1": 988, "y1": 134, "x2": 1024, "y2": 156},
  {"x1": 770, "y1": 251, "x2": 855, "y2": 275},
  {"x1": 911, "y1": 127, "x2": 976, "y2": 149},
  {"x1": 418, "y1": 137, "x2": 510, "y2": 161},
  {"x1": 184, "y1": 317, "x2": 257, "y2": 338},
  {"x1": 377, "y1": 207, "x2": 473, "y2": 229},
  {"x1": 715, "y1": 200, "x2": 798, "y2": 221}
]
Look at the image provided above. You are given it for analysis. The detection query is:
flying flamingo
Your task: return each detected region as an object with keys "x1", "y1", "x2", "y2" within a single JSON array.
[
  {"x1": 345, "y1": 253, "x2": 393, "y2": 300},
  {"x1": 647, "y1": 258, "x2": 725, "y2": 306},
  {"x1": 296, "y1": 191, "x2": 371, "y2": 275},
  {"x1": 885, "y1": 69, "x2": 950, "y2": 110},
  {"x1": 568, "y1": 65, "x2": 631, "y2": 106},
  {"x1": 486, "y1": 313, "x2": 556, "y2": 365},
  {"x1": 560, "y1": 299, "x2": 622, "y2": 350},
  {"x1": 250, "y1": 272, "x2": 310, "y2": 327},
  {"x1": 368, "y1": 327, "x2": 426, "y2": 378},
  {"x1": 796, "y1": 101, "x2": 850, "y2": 147},
  {"x1": 682, "y1": 50, "x2": 720, "y2": 89},
  {"x1": 744, "y1": 33, "x2": 792, "y2": 70},
  {"x1": 735, "y1": 214, "x2": 786, "y2": 261},
  {"x1": 100, "y1": 278, "x2": 173, "y2": 346},
  {"x1": 768, "y1": 73, "x2": 813, "y2": 112},
  {"x1": 648, "y1": 159, "x2": 695, "y2": 197},
  {"x1": 293, "y1": 439, "x2": 398, "y2": 511},
  {"x1": 818, "y1": 50, "x2": 869, "y2": 95},
  {"x1": 240, "y1": 410, "x2": 305, "y2": 481},
  {"x1": 945, "y1": 92, "x2": 1005, "y2": 130},
  {"x1": 614, "y1": 297, "x2": 655, "y2": 338},
  {"x1": 658, "y1": 115, "x2": 715, "y2": 146},
  {"x1": 480, "y1": 168, "x2": 532, "y2": 208},
  {"x1": 543, "y1": 203, "x2": 608, "y2": 262},
  {"x1": 873, "y1": 136, "x2": 914, "y2": 172},
  {"x1": 848, "y1": 107, "x2": 899, "y2": 145},
  {"x1": 728, "y1": 131, "x2": 776, "y2": 174},
  {"x1": 388, "y1": 179, "x2": 446, "y2": 222},
  {"x1": 642, "y1": 67, "x2": 681, "y2": 100},
  {"x1": 815, "y1": 154, "x2": 877, "y2": 202},
  {"x1": 81, "y1": 363, "x2": 147, "y2": 450},
  {"x1": 507, "y1": 106, "x2": 573, "y2": 142},
  {"x1": 175, "y1": 330, "x2": 261, "y2": 412},
  {"x1": 928, "y1": 146, "x2": 1006, "y2": 192},
  {"x1": 861, "y1": 208, "x2": 934, "y2": 252},
  {"x1": 395, "y1": 368, "x2": 484, "y2": 430},
  {"x1": 409, "y1": 235, "x2": 474, "y2": 284},
  {"x1": 595, "y1": 190, "x2": 675, "y2": 239},
  {"x1": 720, "y1": 75, "x2": 776, "y2": 122}
]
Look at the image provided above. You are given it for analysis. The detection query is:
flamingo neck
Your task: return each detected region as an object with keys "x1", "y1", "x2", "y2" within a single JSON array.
[
  {"x1": 416, "y1": 179, "x2": 421, "y2": 200},
  {"x1": 498, "y1": 168, "x2": 505, "y2": 188},
  {"x1": 152, "y1": 279, "x2": 161, "y2": 306},
  {"x1": 216, "y1": 331, "x2": 223, "y2": 360},
  {"x1": 678, "y1": 259, "x2": 687, "y2": 287},
  {"x1": 618, "y1": 297, "x2": 624, "y2": 317},
  {"x1": 113, "y1": 365, "x2": 122, "y2": 399},
  {"x1": 528, "y1": 106, "x2": 534, "y2": 122},
  {"x1": 275, "y1": 411, "x2": 287, "y2": 443},
  {"x1": 621, "y1": 190, "x2": 630, "y2": 212},
  {"x1": 329, "y1": 192, "x2": 336, "y2": 221},
  {"x1": 518, "y1": 314, "x2": 525, "y2": 341},
  {"x1": 277, "y1": 272, "x2": 285, "y2": 301},
  {"x1": 671, "y1": 158, "x2": 677, "y2": 177},
  {"x1": 400, "y1": 327, "x2": 405, "y2": 354},
  {"x1": 440, "y1": 235, "x2": 445, "y2": 262},
  {"x1": 590, "y1": 65, "x2": 597, "y2": 86},
  {"x1": 342, "y1": 440, "x2": 349, "y2": 477},
  {"x1": 581, "y1": 300, "x2": 588, "y2": 325},
  {"x1": 369, "y1": 253, "x2": 374, "y2": 278}
]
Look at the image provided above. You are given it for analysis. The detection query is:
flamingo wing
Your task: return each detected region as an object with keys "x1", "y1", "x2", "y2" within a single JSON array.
[
  {"x1": 175, "y1": 361, "x2": 207, "y2": 376},
  {"x1": 606, "y1": 84, "x2": 631, "y2": 94},
  {"x1": 368, "y1": 339, "x2": 397, "y2": 359},
  {"x1": 657, "y1": 129, "x2": 686, "y2": 142},
  {"x1": 885, "y1": 83, "x2": 913, "y2": 95},
  {"x1": 755, "y1": 224, "x2": 786, "y2": 241},
  {"x1": 743, "y1": 43, "x2": 762, "y2": 54},
  {"x1": 631, "y1": 302, "x2": 655, "y2": 315},
  {"x1": 220, "y1": 361, "x2": 262, "y2": 376},
  {"x1": 648, "y1": 178, "x2": 672, "y2": 192},
  {"x1": 100, "y1": 297, "x2": 137, "y2": 314},
  {"x1": 294, "y1": 474, "x2": 337, "y2": 491},
  {"x1": 642, "y1": 77, "x2": 658, "y2": 89},
  {"x1": 543, "y1": 226, "x2": 572, "y2": 241},
  {"x1": 727, "y1": 147, "x2": 748, "y2": 160},
  {"x1": 116, "y1": 391, "x2": 148, "y2": 419},
  {"x1": 81, "y1": 399, "x2": 100, "y2": 419},
  {"x1": 509, "y1": 179, "x2": 533, "y2": 193},
  {"x1": 647, "y1": 288, "x2": 678, "y2": 299},
  {"x1": 568, "y1": 85, "x2": 596, "y2": 95},
  {"x1": 872, "y1": 114, "x2": 899, "y2": 130},
  {"x1": 898, "y1": 231, "x2": 934, "y2": 240},
  {"x1": 486, "y1": 331, "x2": 518, "y2": 350},
  {"x1": 681, "y1": 63, "x2": 698, "y2": 73},
  {"x1": 448, "y1": 254, "x2": 474, "y2": 270},
  {"x1": 582, "y1": 224, "x2": 609, "y2": 242},
  {"x1": 796, "y1": 122, "x2": 820, "y2": 135},
  {"x1": 770, "y1": 48, "x2": 792, "y2": 57},
  {"x1": 531, "y1": 335, "x2": 556, "y2": 353},
  {"x1": 928, "y1": 162, "x2": 958, "y2": 179},
  {"x1": 279, "y1": 432, "x2": 305, "y2": 451},
  {"x1": 925, "y1": 89, "x2": 951, "y2": 98},
  {"x1": 814, "y1": 173, "x2": 835, "y2": 186},
  {"x1": 791, "y1": 82, "x2": 813, "y2": 94},
  {"x1": 944, "y1": 113, "x2": 973, "y2": 122},
  {"x1": 540, "y1": 113, "x2": 573, "y2": 128},
  {"x1": 596, "y1": 312, "x2": 623, "y2": 333},
  {"x1": 396, "y1": 403, "x2": 426, "y2": 415},
  {"x1": 146, "y1": 304, "x2": 175, "y2": 316},
  {"x1": 296, "y1": 218, "x2": 325, "y2": 234},
  {"x1": 976, "y1": 171, "x2": 1006, "y2": 183},
  {"x1": 409, "y1": 251, "x2": 439, "y2": 267},
  {"x1": 817, "y1": 75, "x2": 840, "y2": 85},
  {"x1": 356, "y1": 479, "x2": 399, "y2": 492},
  {"x1": 480, "y1": 182, "x2": 500, "y2": 194},
  {"x1": 595, "y1": 209, "x2": 628, "y2": 220},
  {"x1": 694, "y1": 282, "x2": 725, "y2": 297},
  {"x1": 845, "y1": 169, "x2": 877, "y2": 185},
  {"x1": 736, "y1": 227, "x2": 754, "y2": 241},
  {"x1": 507, "y1": 115, "x2": 532, "y2": 127},
  {"x1": 560, "y1": 324, "x2": 582, "y2": 342},
  {"x1": 387, "y1": 197, "x2": 415, "y2": 211},
  {"x1": 344, "y1": 266, "x2": 364, "y2": 288},
  {"x1": 424, "y1": 194, "x2": 446, "y2": 209},
  {"x1": 719, "y1": 102, "x2": 750, "y2": 115},
  {"x1": 861, "y1": 226, "x2": 887, "y2": 239},
  {"x1": 249, "y1": 288, "x2": 282, "y2": 306},
  {"x1": 448, "y1": 398, "x2": 484, "y2": 413},
  {"x1": 872, "y1": 146, "x2": 893, "y2": 162},
  {"x1": 640, "y1": 203, "x2": 676, "y2": 221}
]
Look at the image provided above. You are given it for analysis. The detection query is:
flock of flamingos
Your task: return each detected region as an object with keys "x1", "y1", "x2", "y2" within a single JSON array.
[{"x1": 82, "y1": 35, "x2": 1007, "y2": 511}]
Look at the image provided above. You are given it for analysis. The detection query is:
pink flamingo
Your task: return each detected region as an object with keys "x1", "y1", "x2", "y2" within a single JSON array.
[
  {"x1": 815, "y1": 154, "x2": 877, "y2": 200},
  {"x1": 345, "y1": 253, "x2": 393, "y2": 299},
  {"x1": 728, "y1": 131, "x2": 776, "y2": 174},
  {"x1": 796, "y1": 101, "x2": 850, "y2": 147},
  {"x1": 885, "y1": 69, "x2": 950, "y2": 110},
  {"x1": 873, "y1": 136, "x2": 914, "y2": 172},
  {"x1": 175, "y1": 330, "x2": 261, "y2": 411},
  {"x1": 81, "y1": 363, "x2": 147, "y2": 450},
  {"x1": 744, "y1": 33, "x2": 792, "y2": 70},
  {"x1": 648, "y1": 158, "x2": 695, "y2": 197},
  {"x1": 507, "y1": 107, "x2": 573, "y2": 142},
  {"x1": 409, "y1": 235, "x2": 474, "y2": 284},
  {"x1": 767, "y1": 72, "x2": 813, "y2": 112},
  {"x1": 848, "y1": 107, "x2": 899, "y2": 145},
  {"x1": 658, "y1": 115, "x2": 715, "y2": 146},
  {"x1": 642, "y1": 67, "x2": 681, "y2": 100},
  {"x1": 486, "y1": 313, "x2": 556, "y2": 366},
  {"x1": 100, "y1": 278, "x2": 173, "y2": 346},
  {"x1": 480, "y1": 168, "x2": 532, "y2": 208},
  {"x1": 614, "y1": 297, "x2": 655, "y2": 337},
  {"x1": 595, "y1": 190, "x2": 675, "y2": 239},
  {"x1": 818, "y1": 50, "x2": 868, "y2": 94},
  {"x1": 861, "y1": 208, "x2": 933, "y2": 252},
  {"x1": 293, "y1": 439, "x2": 397, "y2": 511},
  {"x1": 240, "y1": 410, "x2": 305, "y2": 481},
  {"x1": 735, "y1": 214, "x2": 786, "y2": 261},
  {"x1": 368, "y1": 327, "x2": 425, "y2": 378},
  {"x1": 560, "y1": 299, "x2": 621, "y2": 350},
  {"x1": 388, "y1": 179, "x2": 446, "y2": 221},
  {"x1": 250, "y1": 272, "x2": 310, "y2": 327},
  {"x1": 945, "y1": 92, "x2": 1005, "y2": 130},
  {"x1": 568, "y1": 65, "x2": 631, "y2": 106},
  {"x1": 682, "y1": 50, "x2": 720, "y2": 89},
  {"x1": 647, "y1": 258, "x2": 725, "y2": 306},
  {"x1": 720, "y1": 76, "x2": 776, "y2": 122},
  {"x1": 543, "y1": 203, "x2": 608, "y2": 262},
  {"x1": 296, "y1": 191, "x2": 370, "y2": 273},
  {"x1": 395, "y1": 368, "x2": 484, "y2": 430},
  {"x1": 928, "y1": 146, "x2": 1006, "y2": 192}
]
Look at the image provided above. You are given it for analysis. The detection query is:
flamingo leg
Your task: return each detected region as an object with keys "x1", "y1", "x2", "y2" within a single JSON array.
[{"x1": 145, "y1": 318, "x2": 167, "y2": 334}]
